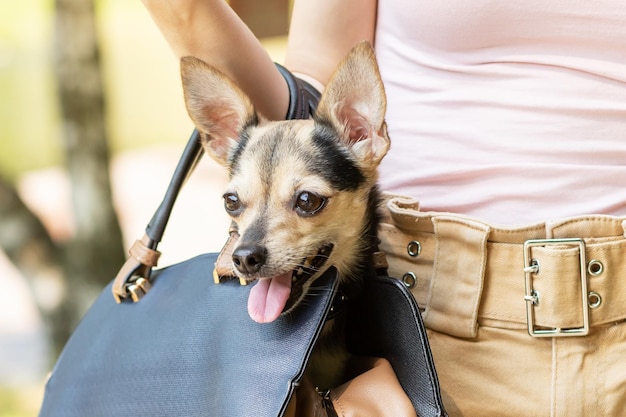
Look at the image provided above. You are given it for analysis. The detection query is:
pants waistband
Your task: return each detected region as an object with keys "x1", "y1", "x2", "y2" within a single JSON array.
[{"x1": 379, "y1": 194, "x2": 626, "y2": 339}]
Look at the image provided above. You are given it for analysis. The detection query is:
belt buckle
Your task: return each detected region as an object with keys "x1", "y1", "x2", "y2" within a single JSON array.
[{"x1": 523, "y1": 238, "x2": 589, "y2": 338}]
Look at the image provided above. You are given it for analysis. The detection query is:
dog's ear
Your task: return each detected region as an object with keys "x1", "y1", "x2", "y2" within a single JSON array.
[
  {"x1": 181, "y1": 56, "x2": 256, "y2": 166},
  {"x1": 315, "y1": 42, "x2": 390, "y2": 169}
]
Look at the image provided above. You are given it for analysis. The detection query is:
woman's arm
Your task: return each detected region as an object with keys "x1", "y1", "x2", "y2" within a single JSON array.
[
  {"x1": 142, "y1": 0, "x2": 377, "y2": 119},
  {"x1": 141, "y1": 0, "x2": 289, "y2": 120},
  {"x1": 286, "y1": 0, "x2": 378, "y2": 89}
]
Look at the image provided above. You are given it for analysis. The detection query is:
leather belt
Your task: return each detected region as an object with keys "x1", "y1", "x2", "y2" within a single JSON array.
[{"x1": 379, "y1": 195, "x2": 626, "y2": 339}]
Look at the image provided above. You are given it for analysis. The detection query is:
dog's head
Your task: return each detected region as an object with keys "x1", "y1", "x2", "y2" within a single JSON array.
[{"x1": 181, "y1": 42, "x2": 389, "y2": 323}]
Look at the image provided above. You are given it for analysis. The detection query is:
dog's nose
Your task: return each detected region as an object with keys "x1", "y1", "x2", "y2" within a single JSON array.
[{"x1": 232, "y1": 244, "x2": 267, "y2": 274}]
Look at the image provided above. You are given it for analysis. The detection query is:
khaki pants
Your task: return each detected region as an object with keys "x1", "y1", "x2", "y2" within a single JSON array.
[{"x1": 379, "y1": 195, "x2": 626, "y2": 416}]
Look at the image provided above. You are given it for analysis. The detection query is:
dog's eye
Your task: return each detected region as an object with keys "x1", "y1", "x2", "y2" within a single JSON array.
[
  {"x1": 295, "y1": 191, "x2": 327, "y2": 216},
  {"x1": 223, "y1": 193, "x2": 242, "y2": 215}
]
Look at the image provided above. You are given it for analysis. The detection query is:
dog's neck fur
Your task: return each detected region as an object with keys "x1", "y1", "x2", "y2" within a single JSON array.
[{"x1": 343, "y1": 186, "x2": 383, "y2": 294}]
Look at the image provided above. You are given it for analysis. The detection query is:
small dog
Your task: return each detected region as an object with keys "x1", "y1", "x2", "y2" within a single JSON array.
[{"x1": 181, "y1": 42, "x2": 390, "y2": 388}]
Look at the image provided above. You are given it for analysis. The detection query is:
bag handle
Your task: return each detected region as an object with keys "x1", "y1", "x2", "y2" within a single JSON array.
[{"x1": 112, "y1": 129, "x2": 204, "y2": 302}]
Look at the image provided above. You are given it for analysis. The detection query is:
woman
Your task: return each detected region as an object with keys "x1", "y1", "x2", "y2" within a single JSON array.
[{"x1": 141, "y1": 0, "x2": 626, "y2": 415}]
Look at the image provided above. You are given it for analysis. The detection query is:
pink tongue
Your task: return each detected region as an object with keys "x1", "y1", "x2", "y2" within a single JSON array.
[{"x1": 247, "y1": 272, "x2": 292, "y2": 323}]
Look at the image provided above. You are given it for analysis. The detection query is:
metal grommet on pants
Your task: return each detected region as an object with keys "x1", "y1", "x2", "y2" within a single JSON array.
[
  {"x1": 587, "y1": 260, "x2": 604, "y2": 276},
  {"x1": 407, "y1": 241, "x2": 421, "y2": 257},
  {"x1": 588, "y1": 291, "x2": 602, "y2": 309},
  {"x1": 402, "y1": 272, "x2": 417, "y2": 289}
]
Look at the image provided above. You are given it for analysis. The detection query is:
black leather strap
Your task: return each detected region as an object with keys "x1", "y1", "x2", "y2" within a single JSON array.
[
  {"x1": 275, "y1": 63, "x2": 322, "y2": 120},
  {"x1": 145, "y1": 129, "x2": 204, "y2": 248},
  {"x1": 113, "y1": 130, "x2": 205, "y2": 301}
]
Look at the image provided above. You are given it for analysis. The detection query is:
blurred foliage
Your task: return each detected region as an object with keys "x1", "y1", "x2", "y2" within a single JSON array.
[
  {"x1": 0, "y1": 0, "x2": 194, "y2": 181},
  {"x1": 0, "y1": 0, "x2": 287, "y2": 182},
  {"x1": 0, "y1": 386, "x2": 42, "y2": 417},
  {"x1": 0, "y1": 0, "x2": 60, "y2": 178}
]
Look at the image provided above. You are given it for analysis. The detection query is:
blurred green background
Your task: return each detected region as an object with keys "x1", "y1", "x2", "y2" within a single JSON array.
[
  {"x1": 2, "y1": 0, "x2": 195, "y2": 180},
  {"x1": 0, "y1": 0, "x2": 287, "y2": 415}
]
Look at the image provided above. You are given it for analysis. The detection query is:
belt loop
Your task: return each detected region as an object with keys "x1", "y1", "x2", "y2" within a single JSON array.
[{"x1": 424, "y1": 216, "x2": 491, "y2": 338}]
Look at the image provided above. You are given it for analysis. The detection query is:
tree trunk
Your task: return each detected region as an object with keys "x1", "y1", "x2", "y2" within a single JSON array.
[{"x1": 51, "y1": 0, "x2": 125, "y2": 354}]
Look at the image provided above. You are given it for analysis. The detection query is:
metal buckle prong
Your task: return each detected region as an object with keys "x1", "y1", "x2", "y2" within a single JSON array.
[
  {"x1": 523, "y1": 238, "x2": 590, "y2": 338},
  {"x1": 523, "y1": 258, "x2": 540, "y2": 274},
  {"x1": 523, "y1": 290, "x2": 539, "y2": 305}
]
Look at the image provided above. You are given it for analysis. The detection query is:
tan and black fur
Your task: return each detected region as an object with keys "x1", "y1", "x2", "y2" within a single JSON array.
[{"x1": 181, "y1": 42, "x2": 390, "y2": 388}]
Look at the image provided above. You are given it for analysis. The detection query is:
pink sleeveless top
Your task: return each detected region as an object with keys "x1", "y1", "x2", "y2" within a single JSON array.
[{"x1": 374, "y1": 0, "x2": 626, "y2": 225}]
